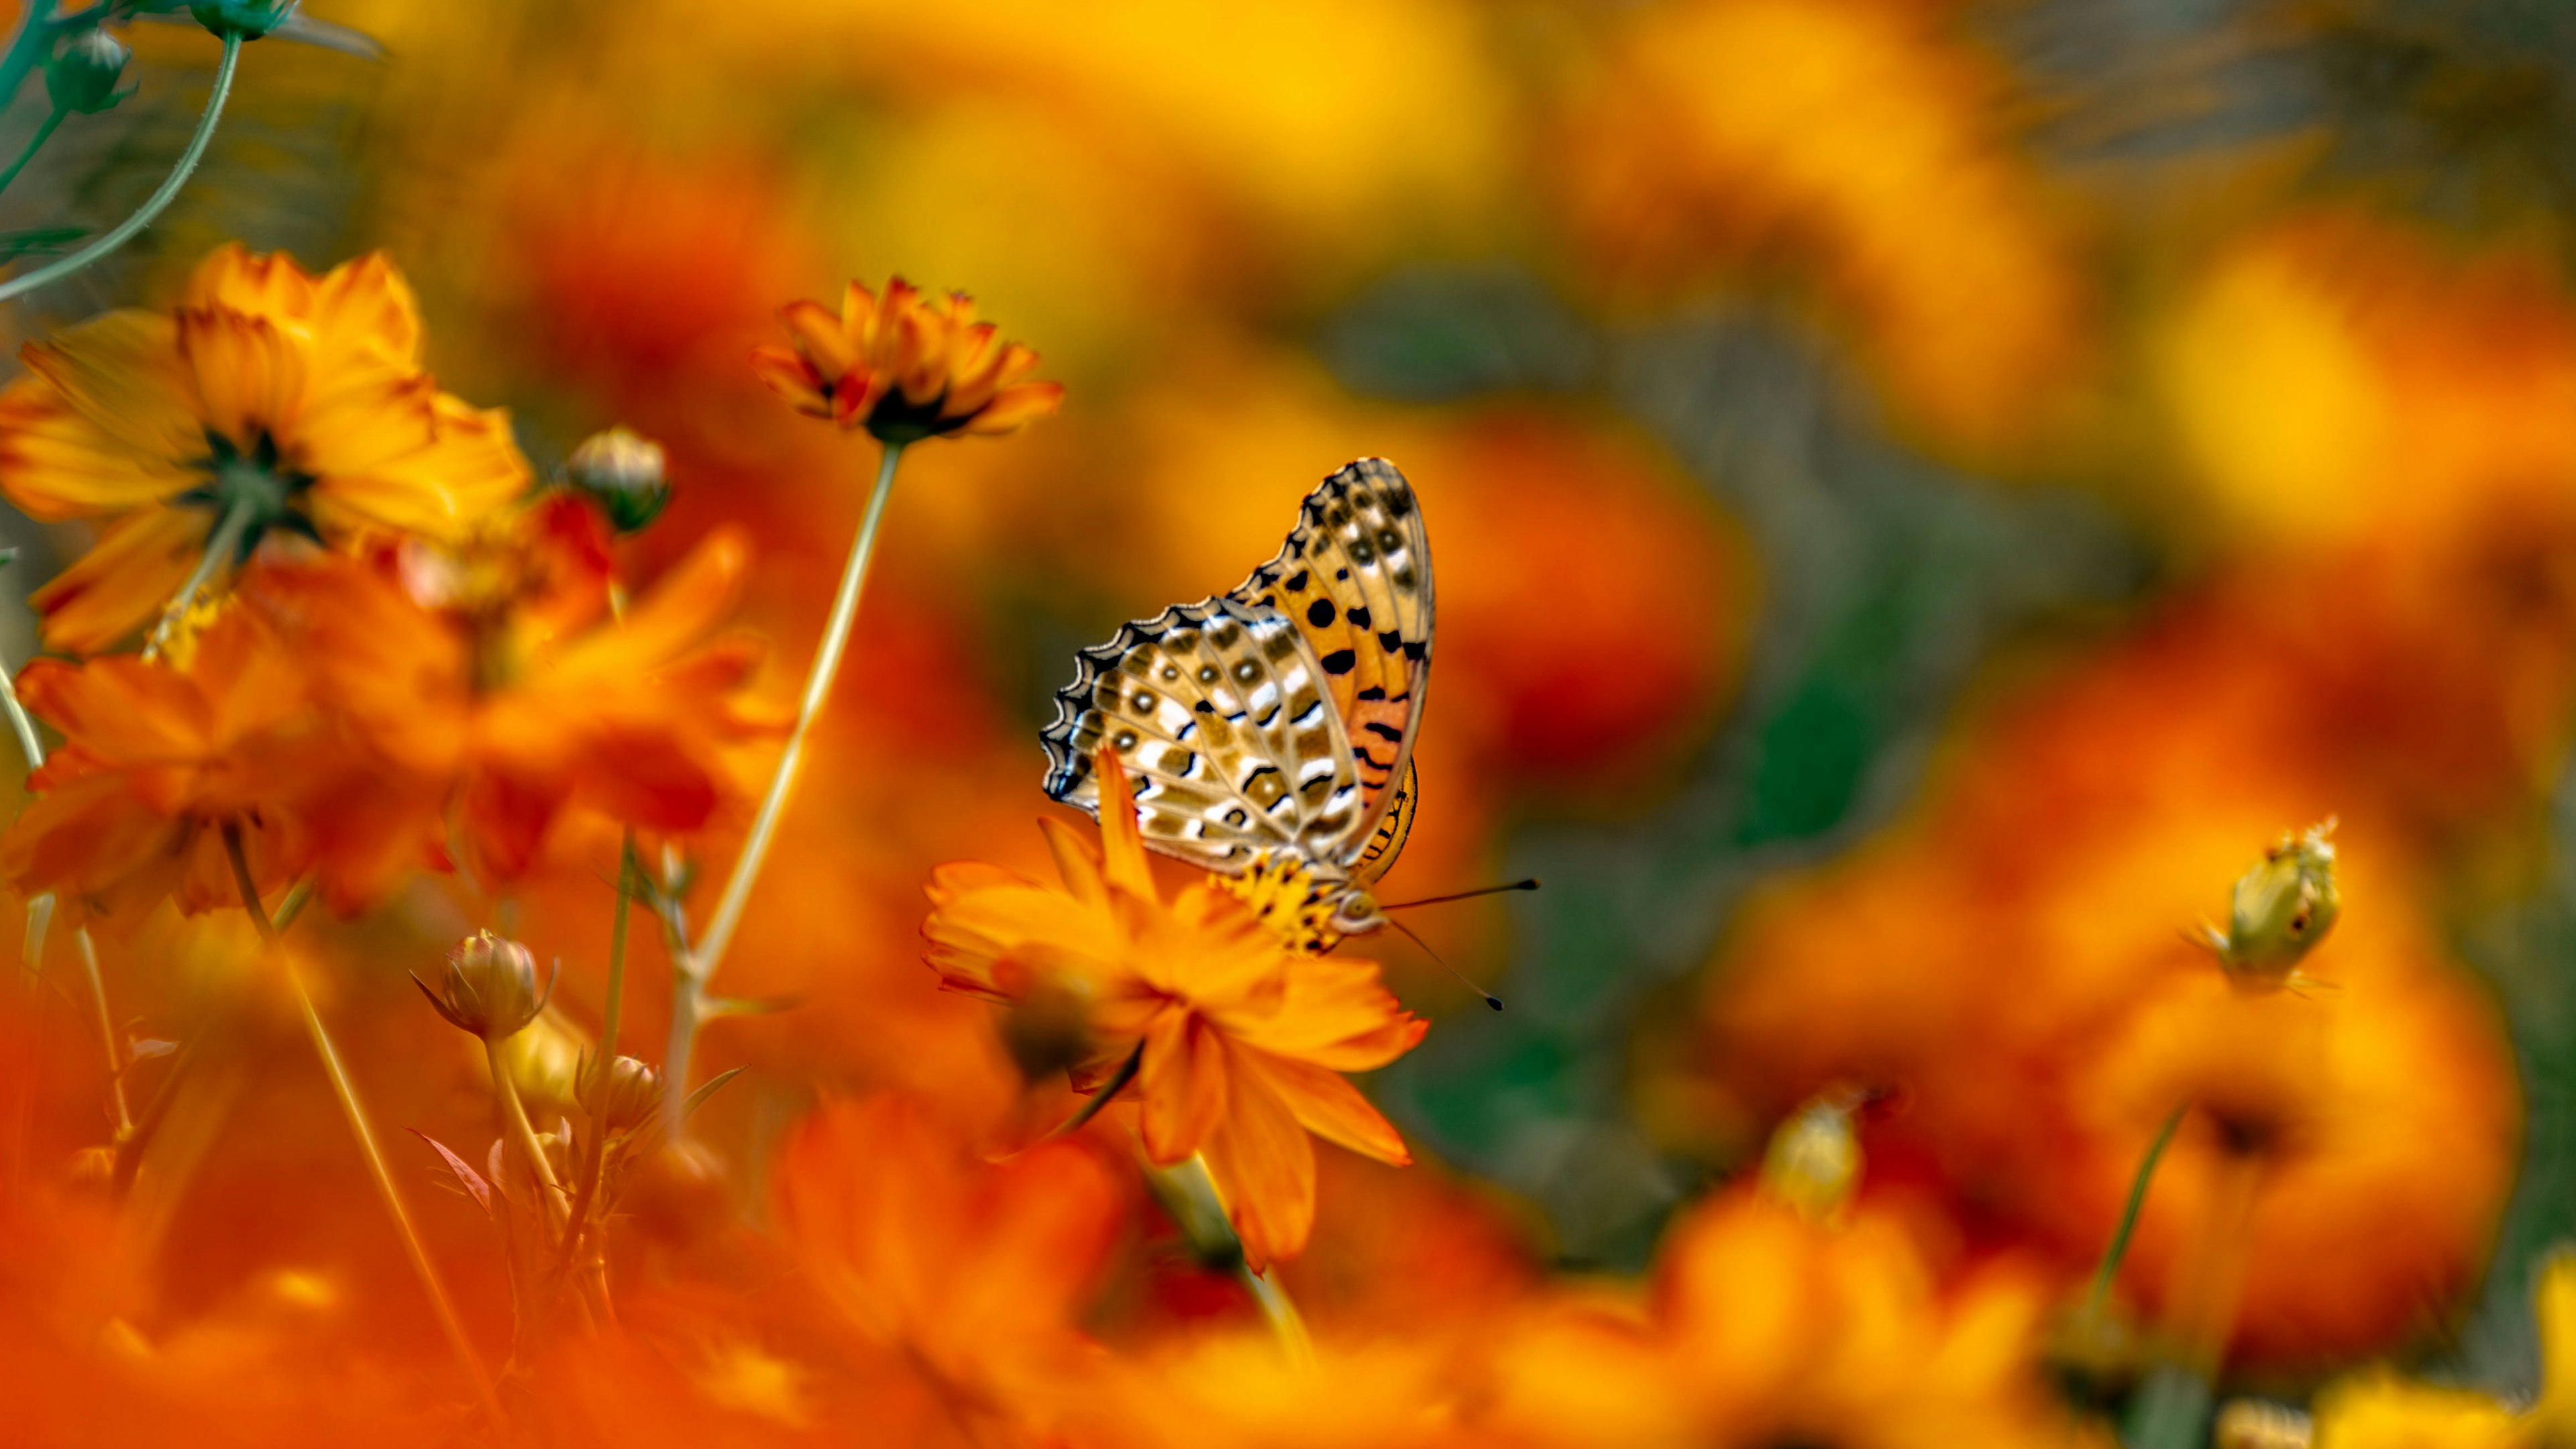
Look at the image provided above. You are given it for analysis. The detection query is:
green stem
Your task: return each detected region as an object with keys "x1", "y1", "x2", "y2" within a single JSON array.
[
  {"x1": 0, "y1": 31, "x2": 240, "y2": 305},
  {"x1": 1237, "y1": 1261, "x2": 1316, "y2": 1368},
  {"x1": 597, "y1": 833, "x2": 635, "y2": 1073},
  {"x1": 223, "y1": 824, "x2": 504, "y2": 1432},
  {"x1": 0, "y1": 4, "x2": 88, "y2": 117},
  {"x1": 0, "y1": 645, "x2": 46, "y2": 777},
  {"x1": 75, "y1": 926, "x2": 127, "y2": 1135},
  {"x1": 663, "y1": 439, "x2": 906, "y2": 1138},
  {"x1": 144, "y1": 494, "x2": 257, "y2": 661},
  {"x1": 1037, "y1": 1042, "x2": 1142, "y2": 1144},
  {"x1": 0, "y1": 107, "x2": 64, "y2": 198},
  {"x1": 2088, "y1": 1102, "x2": 2188, "y2": 1319}
]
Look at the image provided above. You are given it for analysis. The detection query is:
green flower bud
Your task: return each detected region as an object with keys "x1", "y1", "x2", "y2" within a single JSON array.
[
  {"x1": 189, "y1": 0, "x2": 299, "y2": 41},
  {"x1": 580, "y1": 1055, "x2": 662, "y2": 1135},
  {"x1": 413, "y1": 930, "x2": 552, "y2": 1042},
  {"x1": 46, "y1": 28, "x2": 131, "y2": 115},
  {"x1": 2200, "y1": 818, "x2": 2341, "y2": 991},
  {"x1": 566, "y1": 427, "x2": 669, "y2": 533}
]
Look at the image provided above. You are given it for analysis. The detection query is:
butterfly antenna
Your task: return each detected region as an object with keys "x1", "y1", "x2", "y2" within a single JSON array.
[
  {"x1": 1380, "y1": 878, "x2": 1541, "y2": 911},
  {"x1": 1383, "y1": 916, "x2": 1503, "y2": 1012}
]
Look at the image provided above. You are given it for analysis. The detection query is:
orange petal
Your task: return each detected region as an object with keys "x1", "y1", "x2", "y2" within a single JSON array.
[
  {"x1": 175, "y1": 307, "x2": 307, "y2": 449},
  {"x1": 964, "y1": 380, "x2": 1066, "y2": 436},
  {"x1": 1088, "y1": 743, "x2": 1158, "y2": 904},
  {"x1": 29, "y1": 506, "x2": 209, "y2": 655},
  {"x1": 1200, "y1": 1065, "x2": 1318, "y2": 1271},
  {"x1": 1256, "y1": 1054, "x2": 1412, "y2": 1165},
  {"x1": 1038, "y1": 814, "x2": 1108, "y2": 906},
  {"x1": 1138, "y1": 1009, "x2": 1227, "y2": 1163},
  {"x1": 782, "y1": 299, "x2": 859, "y2": 379}
]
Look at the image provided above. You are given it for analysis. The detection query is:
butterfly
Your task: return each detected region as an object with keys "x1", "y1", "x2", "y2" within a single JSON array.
[{"x1": 1039, "y1": 458, "x2": 1432, "y2": 945}]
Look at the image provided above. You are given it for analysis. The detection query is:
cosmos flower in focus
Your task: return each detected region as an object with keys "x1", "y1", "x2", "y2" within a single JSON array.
[
  {"x1": 242, "y1": 495, "x2": 773, "y2": 895},
  {"x1": 922, "y1": 746, "x2": 1426, "y2": 1267},
  {"x1": 1, "y1": 603, "x2": 325, "y2": 922},
  {"x1": 0, "y1": 244, "x2": 531, "y2": 653},
  {"x1": 1492, "y1": 1195, "x2": 2100, "y2": 1449},
  {"x1": 751, "y1": 277, "x2": 1063, "y2": 443}
]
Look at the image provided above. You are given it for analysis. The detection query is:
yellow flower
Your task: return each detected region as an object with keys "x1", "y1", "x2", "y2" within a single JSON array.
[
  {"x1": 922, "y1": 745, "x2": 1424, "y2": 1268},
  {"x1": 0, "y1": 243, "x2": 531, "y2": 653},
  {"x1": 749, "y1": 276, "x2": 1063, "y2": 443}
]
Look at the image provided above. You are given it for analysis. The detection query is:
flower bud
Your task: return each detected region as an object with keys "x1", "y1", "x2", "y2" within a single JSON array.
[
  {"x1": 566, "y1": 427, "x2": 669, "y2": 533},
  {"x1": 2204, "y1": 818, "x2": 2341, "y2": 991},
  {"x1": 580, "y1": 1055, "x2": 661, "y2": 1134},
  {"x1": 189, "y1": 0, "x2": 298, "y2": 40},
  {"x1": 414, "y1": 931, "x2": 551, "y2": 1042},
  {"x1": 45, "y1": 28, "x2": 130, "y2": 116},
  {"x1": 1759, "y1": 1093, "x2": 1860, "y2": 1223}
]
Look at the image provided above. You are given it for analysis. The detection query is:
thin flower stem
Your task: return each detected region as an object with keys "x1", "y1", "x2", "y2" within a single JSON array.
[
  {"x1": 0, "y1": 651, "x2": 129, "y2": 1142},
  {"x1": 0, "y1": 107, "x2": 64, "y2": 198},
  {"x1": 2086, "y1": 1101, "x2": 2187, "y2": 1320},
  {"x1": 222, "y1": 824, "x2": 504, "y2": 1431},
  {"x1": 0, "y1": 645, "x2": 46, "y2": 777},
  {"x1": 597, "y1": 833, "x2": 637, "y2": 1072},
  {"x1": 144, "y1": 494, "x2": 257, "y2": 661},
  {"x1": 0, "y1": 32, "x2": 241, "y2": 305},
  {"x1": 484, "y1": 1038, "x2": 568, "y2": 1245},
  {"x1": 76, "y1": 927, "x2": 128, "y2": 1135},
  {"x1": 1237, "y1": 1262, "x2": 1316, "y2": 1368},
  {"x1": 663, "y1": 439, "x2": 907, "y2": 1136}
]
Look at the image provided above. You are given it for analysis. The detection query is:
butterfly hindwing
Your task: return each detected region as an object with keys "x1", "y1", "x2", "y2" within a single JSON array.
[
  {"x1": 1351, "y1": 757, "x2": 1417, "y2": 888},
  {"x1": 1229, "y1": 458, "x2": 1433, "y2": 857},
  {"x1": 1039, "y1": 597, "x2": 1364, "y2": 873}
]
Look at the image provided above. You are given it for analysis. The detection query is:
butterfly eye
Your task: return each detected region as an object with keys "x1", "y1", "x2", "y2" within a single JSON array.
[{"x1": 2289, "y1": 910, "x2": 2309, "y2": 935}]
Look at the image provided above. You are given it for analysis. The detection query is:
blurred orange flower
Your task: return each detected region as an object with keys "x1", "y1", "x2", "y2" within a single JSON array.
[
  {"x1": 242, "y1": 498, "x2": 773, "y2": 894},
  {"x1": 751, "y1": 278, "x2": 1063, "y2": 443},
  {"x1": 1493, "y1": 1195, "x2": 2098, "y2": 1449},
  {"x1": 0, "y1": 244, "x2": 531, "y2": 653},
  {"x1": 922, "y1": 746, "x2": 1426, "y2": 1267},
  {"x1": 1, "y1": 602, "x2": 323, "y2": 922},
  {"x1": 772, "y1": 1095, "x2": 1122, "y2": 1442}
]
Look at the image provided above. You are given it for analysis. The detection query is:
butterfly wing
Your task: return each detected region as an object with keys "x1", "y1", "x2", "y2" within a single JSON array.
[
  {"x1": 1039, "y1": 597, "x2": 1366, "y2": 872},
  {"x1": 1350, "y1": 757, "x2": 1417, "y2": 888},
  {"x1": 1228, "y1": 458, "x2": 1433, "y2": 865}
]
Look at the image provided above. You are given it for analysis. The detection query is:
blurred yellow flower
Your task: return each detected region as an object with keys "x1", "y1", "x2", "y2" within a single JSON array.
[
  {"x1": 751, "y1": 277, "x2": 1062, "y2": 443},
  {"x1": 0, "y1": 244, "x2": 531, "y2": 653}
]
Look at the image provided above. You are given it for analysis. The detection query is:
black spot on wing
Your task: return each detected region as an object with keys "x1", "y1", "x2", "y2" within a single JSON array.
[
  {"x1": 1377, "y1": 630, "x2": 1403, "y2": 653},
  {"x1": 1307, "y1": 598, "x2": 1336, "y2": 628},
  {"x1": 1320, "y1": 648, "x2": 1356, "y2": 675}
]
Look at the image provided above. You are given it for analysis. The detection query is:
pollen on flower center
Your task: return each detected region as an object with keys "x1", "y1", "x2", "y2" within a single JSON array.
[{"x1": 180, "y1": 429, "x2": 320, "y2": 553}]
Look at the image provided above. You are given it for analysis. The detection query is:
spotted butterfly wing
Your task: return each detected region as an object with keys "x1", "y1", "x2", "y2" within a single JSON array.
[
  {"x1": 1228, "y1": 458, "x2": 1433, "y2": 839},
  {"x1": 1040, "y1": 458, "x2": 1434, "y2": 883}
]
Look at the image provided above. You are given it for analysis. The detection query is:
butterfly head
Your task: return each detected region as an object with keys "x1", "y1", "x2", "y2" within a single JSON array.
[{"x1": 1325, "y1": 888, "x2": 1387, "y2": 937}]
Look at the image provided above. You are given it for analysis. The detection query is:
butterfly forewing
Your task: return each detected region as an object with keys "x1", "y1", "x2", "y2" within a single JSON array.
[
  {"x1": 1228, "y1": 458, "x2": 1433, "y2": 857},
  {"x1": 1040, "y1": 598, "x2": 1364, "y2": 873},
  {"x1": 1351, "y1": 758, "x2": 1417, "y2": 888}
]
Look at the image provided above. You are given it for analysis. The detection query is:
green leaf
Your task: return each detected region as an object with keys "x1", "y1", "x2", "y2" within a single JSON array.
[
  {"x1": 0, "y1": 226, "x2": 85, "y2": 262},
  {"x1": 680, "y1": 1066, "x2": 745, "y2": 1123}
]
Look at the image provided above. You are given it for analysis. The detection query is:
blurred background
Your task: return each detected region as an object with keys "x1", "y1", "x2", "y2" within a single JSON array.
[{"x1": 9, "y1": 0, "x2": 2576, "y2": 1405}]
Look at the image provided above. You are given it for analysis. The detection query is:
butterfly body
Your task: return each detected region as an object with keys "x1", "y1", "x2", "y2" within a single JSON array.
[{"x1": 1040, "y1": 458, "x2": 1432, "y2": 938}]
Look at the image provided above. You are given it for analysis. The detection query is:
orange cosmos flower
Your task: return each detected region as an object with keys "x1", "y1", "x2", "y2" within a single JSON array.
[
  {"x1": 1492, "y1": 1195, "x2": 2104, "y2": 1449},
  {"x1": 1, "y1": 602, "x2": 329, "y2": 922},
  {"x1": 0, "y1": 243, "x2": 531, "y2": 653},
  {"x1": 750, "y1": 277, "x2": 1063, "y2": 443},
  {"x1": 240, "y1": 495, "x2": 772, "y2": 897},
  {"x1": 922, "y1": 746, "x2": 1426, "y2": 1268}
]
